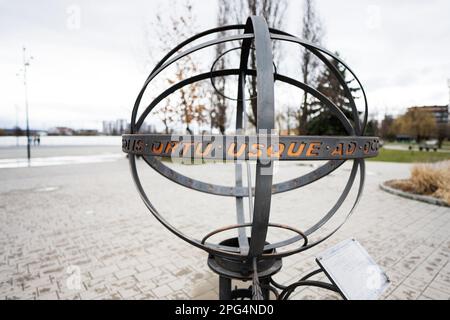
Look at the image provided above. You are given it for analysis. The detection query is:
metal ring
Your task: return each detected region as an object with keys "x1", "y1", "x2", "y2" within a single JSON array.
[
  {"x1": 200, "y1": 222, "x2": 308, "y2": 252},
  {"x1": 131, "y1": 29, "x2": 368, "y2": 135},
  {"x1": 209, "y1": 46, "x2": 278, "y2": 102},
  {"x1": 122, "y1": 134, "x2": 380, "y2": 160},
  {"x1": 132, "y1": 69, "x2": 355, "y2": 197}
]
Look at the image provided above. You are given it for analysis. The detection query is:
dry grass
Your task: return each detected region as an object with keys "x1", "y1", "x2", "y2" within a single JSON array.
[{"x1": 387, "y1": 161, "x2": 450, "y2": 205}]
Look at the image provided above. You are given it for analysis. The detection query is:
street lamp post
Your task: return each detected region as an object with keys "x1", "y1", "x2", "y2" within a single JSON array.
[
  {"x1": 15, "y1": 104, "x2": 19, "y2": 147},
  {"x1": 447, "y1": 79, "x2": 450, "y2": 107},
  {"x1": 21, "y1": 47, "x2": 33, "y2": 164}
]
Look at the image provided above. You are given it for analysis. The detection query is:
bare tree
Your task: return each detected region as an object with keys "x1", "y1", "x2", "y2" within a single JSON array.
[
  {"x1": 298, "y1": 0, "x2": 323, "y2": 134},
  {"x1": 210, "y1": 0, "x2": 232, "y2": 134},
  {"x1": 286, "y1": 105, "x2": 296, "y2": 135},
  {"x1": 144, "y1": 1, "x2": 206, "y2": 134},
  {"x1": 219, "y1": 0, "x2": 287, "y2": 128},
  {"x1": 171, "y1": 58, "x2": 206, "y2": 134},
  {"x1": 158, "y1": 97, "x2": 178, "y2": 134},
  {"x1": 275, "y1": 110, "x2": 286, "y2": 132}
]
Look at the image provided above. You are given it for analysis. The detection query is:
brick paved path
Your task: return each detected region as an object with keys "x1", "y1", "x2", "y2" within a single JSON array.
[{"x1": 1, "y1": 158, "x2": 449, "y2": 299}]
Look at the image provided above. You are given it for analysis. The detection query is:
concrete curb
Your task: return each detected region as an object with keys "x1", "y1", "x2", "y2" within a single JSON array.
[{"x1": 379, "y1": 181, "x2": 449, "y2": 207}]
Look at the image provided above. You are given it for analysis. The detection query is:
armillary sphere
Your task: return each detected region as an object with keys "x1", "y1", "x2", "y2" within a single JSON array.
[{"x1": 122, "y1": 16, "x2": 380, "y2": 300}]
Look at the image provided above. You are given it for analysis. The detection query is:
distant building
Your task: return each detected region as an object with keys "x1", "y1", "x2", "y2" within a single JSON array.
[
  {"x1": 102, "y1": 119, "x2": 130, "y2": 135},
  {"x1": 115, "y1": 119, "x2": 128, "y2": 134},
  {"x1": 76, "y1": 129, "x2": 98, "y2": 136},
  {"x1": 408, "y1": 105, "x2": 449, "y2": 124},
  {"x1": 102, "y1": 121, "x2": 114, "y2": 135},
  {"x1": 140, "y1": 122, "x2": 156, "y2": 133},
  {"x1": 101, "y1": 119, "x2": 156, "y2": 135},
  {"x1": 47, "y1": 127, "x2": 74, "y2": 136}
]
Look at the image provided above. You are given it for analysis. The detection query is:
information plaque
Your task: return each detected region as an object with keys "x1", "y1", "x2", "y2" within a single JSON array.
[{"x1": 316, "y1": 238, "x2": 390, "y2": 300}]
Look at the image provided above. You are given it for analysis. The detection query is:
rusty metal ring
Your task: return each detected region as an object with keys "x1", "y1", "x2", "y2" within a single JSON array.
[
  {"x1": 200, "y1": 222, "x2": 308, "y2": 253},
  {"x1": 122, "y1": 134, "x2": 380, "y2": 160}
]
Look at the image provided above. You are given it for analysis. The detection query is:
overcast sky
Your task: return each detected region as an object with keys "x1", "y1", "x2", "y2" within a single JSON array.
[{"x1": 1, "y1": 0, "x2": 449, "y2": 130}]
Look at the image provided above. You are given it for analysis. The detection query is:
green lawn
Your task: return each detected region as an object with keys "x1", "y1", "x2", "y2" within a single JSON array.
[
  {"x1": 442, "y1": 141, "x2": 450, "y2": 151},
  {"x1": 387, "y1": 141, "x2": 450, "y2": 151},
  {"x1": 368, "y1": 148, "x2": 450, "y2": 163}
]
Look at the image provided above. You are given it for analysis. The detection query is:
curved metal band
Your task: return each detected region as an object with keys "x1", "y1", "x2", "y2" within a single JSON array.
[
  {"x1": 131, "y1": 26, "x2": 368, "y2": 135},
  {"x1": 264, "y1": 159, "x2": 360, "y2": 251},
  {"x1": 122, "y1": 134, "x2": 380, "y2": 160},
  {"x1": 128, "y1": 151, "x2": 365, "y2": 259},
  {"x1": 129, "y1": 154, "x2": 246, "y2": 258},
  {"x1": 129, "y1": 28, "x2": 367, "y2": 203},
  {"x1": 130, "y1": 32, "x2": 255, "y2": 135},
  {"x1": 131, "y1": 65, "x2": 362, "y2": 251},
  {"x1": 133, "y1": 68, "x2": 354, "y2": 198},
  {"x1": 136, "y1": 69, "x2": 355, "y2": 143},
  {"x1": 155, "y1": 24, "x2": 366, "y2": 131},
  {"x1": 234, "y1": 24, "x2": 252, "y2": 254},
  {"x1": 268, "y1": 32, "x2": 368, "y2": 134},
  {"x1": 132, "y1": 33, "x2": 363, "y2": 134},
  {"x1": 209, "y1": 45, "x2": 277, "y2": 102},
  {"x1": 243, "y1": 16, "x2": 275, "y2": 258},
  {"x1": 151, "y1": 24, "x2": 246, "y2": 75},
  {"x1": 128, "y1": 69, "x2": 367, "y2": 257},
  {"x1": 265, "y1": 159, "x2": 366, "y2": 257},
  {"x1": 200, "y1": 222, "x2": 308, "y2": 248},
  {"x1": 142, "y1": 155, "x2": 343, "y2": 197}
]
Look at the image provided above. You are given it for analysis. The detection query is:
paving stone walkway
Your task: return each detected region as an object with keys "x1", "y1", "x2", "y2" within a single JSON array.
[{"x1": 0, "y1": 156, "x2": 449, "y2": 300}]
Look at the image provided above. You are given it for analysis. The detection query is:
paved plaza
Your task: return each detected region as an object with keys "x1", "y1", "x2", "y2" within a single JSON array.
[{"x1": 0, "y1": 146, "x2": 449, "y2": 300}]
